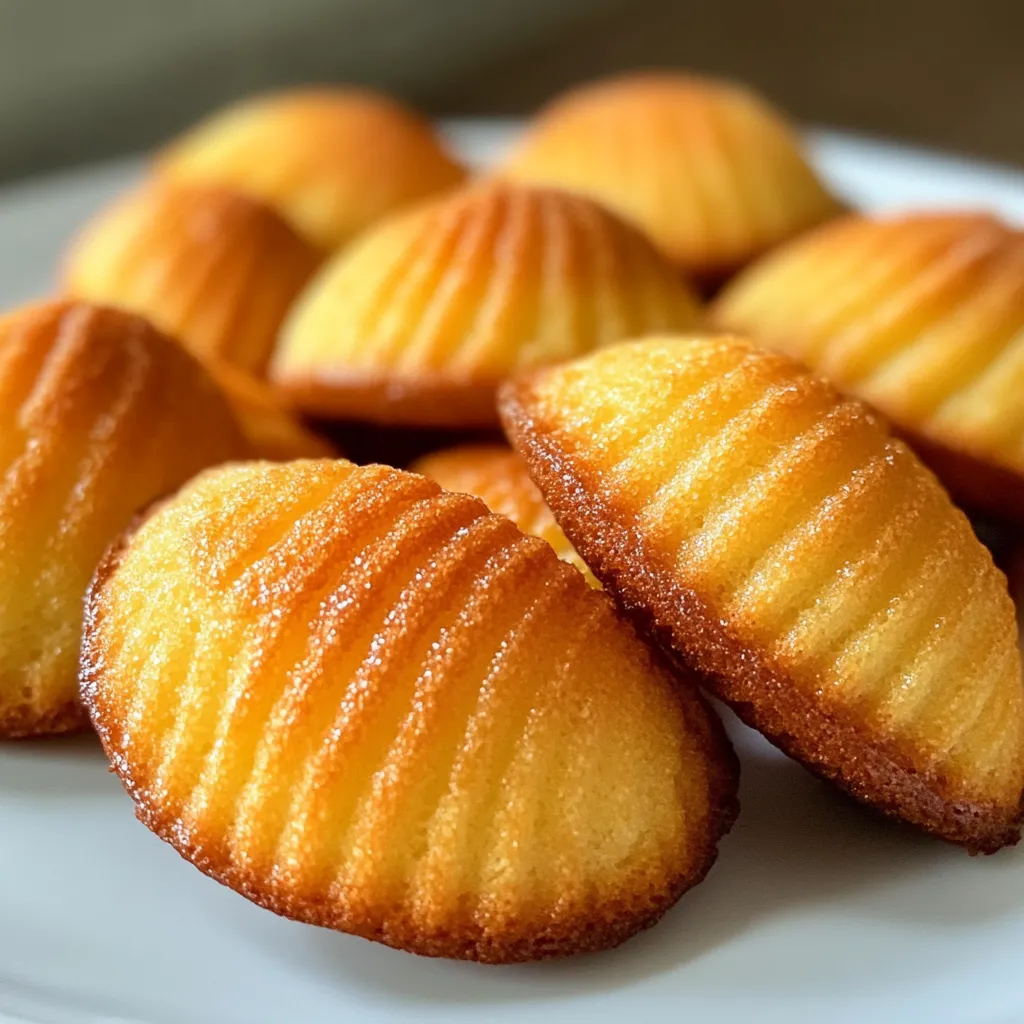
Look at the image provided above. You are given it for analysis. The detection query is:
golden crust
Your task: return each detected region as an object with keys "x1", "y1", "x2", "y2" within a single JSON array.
[
  {"x1": 158, "y1": 87, "x2": 467, "y2": 251},
  {"x1": 271, "y1": 183, "x2": 703, "y2": 427},
  {"x1": 1009, "y1": 561, "x2": 1024, "y2": 640},
  {"x1": 278, "y1": 370, "x2": 501, "y2": 430},
  {"x1": 412, "y1": 444, "x2": 597, "y2": 586},
  {"x1": 500, "y1": 335, "x2": 1024, "y2": 853},
  {"x1": 207, "y1": 362, "x2": 335, "y2": 460},
  {"x1": 711, "y1": 212, "x2": 1024, "y2": 522},
  {"x1": 63, "y1": 180, "x2": 321, "y2": 375},
  {"x1": 0, "y1": 301, "x2": 248, "y2": 738},
  {"x1": 80, "y1": 459, "x2": 737, "y2": 961},
  {"x1": 500, "y1": 72, "x2": 844, "y2": 282}
]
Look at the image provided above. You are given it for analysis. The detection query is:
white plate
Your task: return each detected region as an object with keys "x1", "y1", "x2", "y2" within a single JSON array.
[{"x1": 1, "y1": 120, "x2": 1023, "y2": 1024}]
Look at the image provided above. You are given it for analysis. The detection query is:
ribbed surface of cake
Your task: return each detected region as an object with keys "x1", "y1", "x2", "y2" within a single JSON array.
[
  {"x1": 501, "y1": 335, "x2": 1024, "y2": 852},
  {"x1": 412, "y1": 444, "x2": 596, "y2": 586},
  {"x1": 272, "y1": 183, "x2": 702, "y2": 427},
  {"x1": 158, "y1": 88, "x2": 467, "y2": 251},
  {"x1": 501, "y1": 73, "x2": 843, "y2": 282},
  {"x1": 64, "y1": 181, "x2": 320, "y2": 375},
  {"x1": 0, "y1": 301, "x2": 247, "y2": 737},
  {"x1": 712, "y1": 212, "x2": 1024, "y2": 521},
  {"x1": 81, "y1": 459, "x2": 737, "y2": 961}
]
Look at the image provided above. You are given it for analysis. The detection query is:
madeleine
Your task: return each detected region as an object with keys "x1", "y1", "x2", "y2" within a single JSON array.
[
  {"x1": 0, "y1": 301, "x2": 247, "y2": 738},
  {"x1": 412, "y1": 444, "x2": 596, "y2": 586},
  {"x1": 501, "y1": 73, "x2": 843, "y2": 283},
  {"x1": 501, "y1": 335, "x2": 1024, "y2": 853},
  {"x1": 158, "y1": 88, "x2": 467, "y2": 251},
  {"x1": 208, "y1": 363, "x2": 334, "y2": 460},
  {"x1": 711, "y1": 212, "x2": 1024, "y2": 522},
  {"x1": 81, "y1": 459, "x2": 737, "y2": 962},
  {"x1": 272, "y1": 183, "x2": 702, "y2": 427},
  {"x1": 63, "y1": 181, "x2": 320, "y2": 375}
]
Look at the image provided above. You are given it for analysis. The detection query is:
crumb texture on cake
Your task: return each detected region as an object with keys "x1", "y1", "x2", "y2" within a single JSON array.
[
  {"x1": 712, "y1": 213, "x2": 1024, "y2": 508},
  {"x1": 413, "y1": 444, "x2": 597, "y2": 586},
  {"x1": 0, "y1": 301, "x2": 247, "y2": 737},
  {"x1": 81, "y1": 458, "x2": 737, "y2": 961},
  {"x1": 271, "y1": 183, "x2": 702, "y2": 426},
  {"x1": 158, "y1": 88, "x2": 467, "y2": 251},
  {"x1": 501, "y1": 73, "x2": 843, "y2": 279},
  {"x1": 64, "y1": 180, "x2": 320, "y2": 375},
  {"x1": 500, "y1": 335, "x2": 1024, "y2": 852}
]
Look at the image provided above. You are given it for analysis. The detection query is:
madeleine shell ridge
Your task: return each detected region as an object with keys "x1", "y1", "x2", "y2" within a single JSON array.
[
  {"x1": 64, "y1": 180, "x2": 320, "y2": 376},
  {"x1": 81, "y1": 459, "x2": 737, "y2": 962},
  {"x1": 711, "y1": 212, "x2": 1024, "y2": 521},
  {"x1": 500, "y1": 335, "x2": 1024, "y2": 853},
  {"x1": 0, "y1": 301, "x2": 248, "y2": 737},
  {"x1": 412, "y1": 444, "x2": 596, "y2": 586},
  {"x1": 272, "y1": 183, "x2": 703, "y2": 427},
  {"x1": 158, "y1": 88, "x2": 467, "y2": 250},
  {"x1": 501, "y1": 73, "x2": 843, "y2": 281}
]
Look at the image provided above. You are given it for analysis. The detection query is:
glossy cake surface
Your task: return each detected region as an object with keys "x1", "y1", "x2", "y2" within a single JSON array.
[
  {"x1": 272, "y1": 183, "x2": 702, "y2": 427},
  {"x1": 81, "y1": 459, "x2": 737, "y2": 961},
  {"x1": 159, "y1": 88, "x2": 467, "y2": 250},
  {"x1": 413, "y1": 444, "x2": 596, "y2": 586},
  {"x1": 501, "y1": 73, "x2": 843, "y2": 281},
  {"x1": 0, "y1": 301, "x2": 247, "y2": 737},
  {"x1": 64, "y1": 180, "x2": 320, "y2": 375},
  {"x1": 501, "y1": 335, "x2": 1024, "y2": 852},
  {"x1": 712, "y1": 213, "x2": 1024, "y2": 520}
]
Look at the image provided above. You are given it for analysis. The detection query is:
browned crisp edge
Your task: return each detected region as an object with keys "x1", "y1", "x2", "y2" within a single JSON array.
[
  {"x1": 896, "y1": 426, "x2": 1024, "y2": 526},
  {"x1": 274, "y1": 369, "x2": 501, "y2": 429},
  {"x1": 78, "y1": 488, "x2": 739, "y2": 963},
  {"x1": 499, "y1": 376, "x2": 1023, "y2": 856},
  {"x1": 0, "y1": 699, "x2": 88, "y2": 739}
]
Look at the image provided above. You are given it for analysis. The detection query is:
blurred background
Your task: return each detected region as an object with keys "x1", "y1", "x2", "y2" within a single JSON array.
[{"x1": 1, "y1": 0, "x2": 1022, "y2": 183}]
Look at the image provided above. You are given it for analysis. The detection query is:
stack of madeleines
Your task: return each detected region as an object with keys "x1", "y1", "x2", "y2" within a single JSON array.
[{"x1": 2, "y1": 71, "x2": 1021, "y2": 965}]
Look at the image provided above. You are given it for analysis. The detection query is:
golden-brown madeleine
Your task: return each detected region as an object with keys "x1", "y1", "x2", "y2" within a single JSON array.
[
  {"x1": 207, "y1": 362, "x2": 335, "y2": 460},
  {"x1": 0, "y1": 301, "x2": 248, "y2": 738},
  {"x1": 158, "y1": 88, "x2": 467, "y2": 251},
  {"x1": 412, "y1": 444, "x2": 596, "y2": 586},
  {"x1": 500, "y1": 73, "x2": 843, "y2": 284},
  {"x1": 81, "y1": 459, "x2": 737, "y2": 962},
  {"x1": 711, "y1": 212, "x2": 1024, "y2": 522},
  {"x1": 500, "y1": 335, "x2": 1024, "y2": 853},
  {"x1": 63, "y1": 180, "x2": 320, "y2": 375},
  {"x1": 989, "y1": 536, "x2": 1024, "y2": 624},
  {"x1": 271, "y1": 183, "x2": 703, "y2": 427}
]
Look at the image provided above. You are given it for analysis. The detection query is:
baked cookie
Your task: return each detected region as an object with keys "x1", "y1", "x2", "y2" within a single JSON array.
[
  {"x1": 81, "y1": 459, "x2": 737, "y2": 961},
  {"x1": 64, "y1": 180, "x2": 320, "y2": 375},
  {"x1": 501, "y1": 335, "x2": 1024, "y2": 853},
  {"x1": 158, "y1": 88, "x2": 466, "y2": 251},
  {"x1": 272, "y1": 183, "x2": 702, "y2": 427},
  {"x1": 412, "y1": 444, "x2": 596, "y2": 586},
  {"x1": 0, "y1": 301, "x2": 247, "y2": 737},
  {"x1": 711, "y1": 212, "x2": 1024, "y2": 522},
  {"x1": 501, "y1": 73, "x2": 843, "y2": 284}
]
